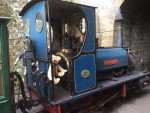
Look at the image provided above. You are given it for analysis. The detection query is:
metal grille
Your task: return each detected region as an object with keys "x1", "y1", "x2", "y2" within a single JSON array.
[{"x1": 0, "y1": 71, "x2": 3, "y2": 96}]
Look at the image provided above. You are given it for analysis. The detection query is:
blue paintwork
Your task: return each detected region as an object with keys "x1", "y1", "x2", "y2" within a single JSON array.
[
  {"x1": 26, "y1": 52, "x2": 34, "y2": 86},
  {"x1": 72, "y1": 7, "x2": 96, "y2": 93},
  {"x1": 96, "y1": 48, "x2": 128, "y2": 70},
  {"x1": 82, "y1": 7, "x2": 95, "y2": 52},
  {"x1": 73, "y1": 7, "x2": 96, "y2": 93},
  {"x1": 74, "y1": 55, "x2": 96, "y2": 93},
  {"x1": 22, "y1": 2, "x2": 48, "y2": 96},
  {"x1": 23, "y1": 2, "x2": 47, "y2": 58},
  {"x1": 22, "y1": 1, "x2": 48, "y2": 73}
]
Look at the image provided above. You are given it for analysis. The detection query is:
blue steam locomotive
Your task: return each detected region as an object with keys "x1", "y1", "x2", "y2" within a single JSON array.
[{"x1": 15, "y1": 0, "x2": 150, "y2": 112}]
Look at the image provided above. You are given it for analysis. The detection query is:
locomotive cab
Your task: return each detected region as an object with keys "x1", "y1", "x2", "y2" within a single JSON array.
[{"x1": 20, "y1": 0, "x2": 96, "y2": 99}]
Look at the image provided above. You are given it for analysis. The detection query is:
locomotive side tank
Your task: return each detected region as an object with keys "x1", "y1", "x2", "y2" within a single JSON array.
[{"x1": 96, "y1": 48, "x2": 128, "y2": 71}]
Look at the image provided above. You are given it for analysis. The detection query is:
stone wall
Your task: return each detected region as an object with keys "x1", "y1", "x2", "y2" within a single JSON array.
[
  {"x1": 0, "y1": 0, "x2": 28, "y2": 70},
  {"x1": 9, "y1": 0, "x2": 28, "y2": 71},
  {"x1": 78, "y1": 0, "x2": 124, "y2": 47},
  {"x1": 123, "y1": 23, "x2": 150, "y2": 70}
]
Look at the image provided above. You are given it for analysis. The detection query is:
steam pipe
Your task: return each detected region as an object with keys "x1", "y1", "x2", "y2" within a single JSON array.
[
  {"x1": 10, "y1": 71, "x2": 46, "y2": 108},
  {"x1": 10, "y1": 71, "x2": 27, "y2": 100}
]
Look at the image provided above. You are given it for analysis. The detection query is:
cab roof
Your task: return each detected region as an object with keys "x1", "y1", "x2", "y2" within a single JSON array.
[{"x1": 19, "y1": 0, "x2": 96, "y2": 16}]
